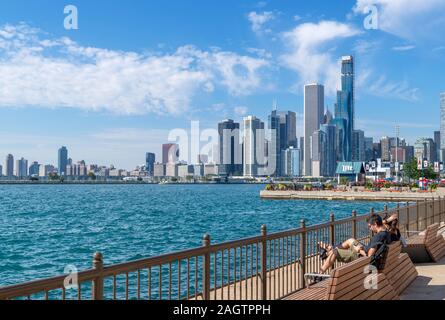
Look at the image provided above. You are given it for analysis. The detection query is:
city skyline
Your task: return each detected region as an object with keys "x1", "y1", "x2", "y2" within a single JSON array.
[{"x1": 0, "y1": 1, "x2": 444, "y2": 168}]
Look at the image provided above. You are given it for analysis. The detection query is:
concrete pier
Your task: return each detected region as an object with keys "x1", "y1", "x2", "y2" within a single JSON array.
[{"x1": 260, "y1": 190, "x2": 445, "y2": 202}]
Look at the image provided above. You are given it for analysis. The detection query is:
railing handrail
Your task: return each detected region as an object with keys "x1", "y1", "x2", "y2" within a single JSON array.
[{"x1": 1, "y1": 197, "x2": 444, "y2": 300}]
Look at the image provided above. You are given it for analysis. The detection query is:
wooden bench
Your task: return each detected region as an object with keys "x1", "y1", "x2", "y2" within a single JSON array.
[
  {"x1": 282, "y1": 256, "x2": 398, "y2": 300},
  {"x1": 379, "y1": 242, "x2": 418, "y2": 296},
  {"x1": 402, "y1": 223, "x2": 445, "y2": 263}
]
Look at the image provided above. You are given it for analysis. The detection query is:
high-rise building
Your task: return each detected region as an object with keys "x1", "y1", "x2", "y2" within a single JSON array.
[
  {"x1": 162, "y1": 144, "x2": 179, "y2": 164},
  {"x1": 352, "y1": 130, "x2": 365, "y2": 162},
  {"x1": 243, "y1": 116, "x2": 265, "y2": 177},
  {"x1": 414, "y1": 138, "x2": 436, "y2": 162},
  {"x1": 331, "y1": 118, "x2": 347, "y2": 162},
  {"x1": 304, "y1": 83, "x2": 324, "y2": 176},
  {"x1": 154, "y1": 163, "x2": 166, "y2": 177},
  {"x1": 440, "y1": 93, "x2": 445, "y2": 161},
  {"x1": 282, "y1": 147, "x2": 301, "y2": 177},
  {"x1": 380, "y1": 137, "x2": 391, "y2": 161},
  {"x1": 364, "y1": 137, "x2": 373, "y2": 161},
  {"x1": 311, "y1": 130, "x2": 327, "y2": 177},
  {"x1": 145, "y1": 153, "x2": 156, "y2": 176},
  {"x1": 29, "y1": 162, "x2": 40, "y2": 176},
  {"x1": 335, "y1": 56, "x2": 355, "y2": 161},
  {"x1": 218, "y1": 119, "x2": 242, "y2": 176},
  {"x1": 434, "y1": 131, "x2": 441, "y2": 162},
  {"x1": 277, "y1": 111, "x2": 297, "y2": 149},
  {"x1": 5, "y1": 154, "x2": 14, "y2": 177},
  {"x1": 0, "y1": 165, "x2": 2, "y2": 177},
  {"x1": 15, "y1": 158, "x2": 28, "y2": 178},
  {"x1": 321, "y1": 124, "x2": 337, "y2": 177},
  {"x1": 58, "y1": 146, "x2": 68, "y2": 176},
  {"x1": 268, "y1": 111, "x2": 282, "y2": 177}
]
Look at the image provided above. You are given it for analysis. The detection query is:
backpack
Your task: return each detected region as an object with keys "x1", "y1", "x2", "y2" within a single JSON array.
[{"x1": 370, "y1": 242, "x2": 389, "y2": 270}]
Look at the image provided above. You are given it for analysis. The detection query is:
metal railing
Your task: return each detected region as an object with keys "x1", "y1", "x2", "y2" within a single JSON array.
[{"x1": 1, "y1": 197, "x2": 444, "y2": 300}]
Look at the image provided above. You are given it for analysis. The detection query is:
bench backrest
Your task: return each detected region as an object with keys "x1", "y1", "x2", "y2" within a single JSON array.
[
  {"x1": 424, "y1": 223, "x2": 439, "y2": 245},
  {"x1": 380, "y1": 242, "x2": 402, "y2": 273},
  {"x1": 325, "y1": 257, "x2": 373, "y2": 300}
]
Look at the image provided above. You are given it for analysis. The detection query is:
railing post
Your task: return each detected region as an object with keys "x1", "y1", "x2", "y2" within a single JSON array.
[
  {"x1": 299, "y1": 219, "x2": 306, "y2": 289},
  {"x1": 329, "y1": 213, "x2": 335, "y2": 245},
  {"x1": 202, "y1": 234, "x2": 211, "y2": 301},
  {"x1": 352, "y1": 210, "x2": 357, "y2": 239},
  {"x1": 92, "y1": 252, "x2": 104, "y2": 300},
  {"x1": 432, "y1": 197, "x2": 436, "y2": 224},
  {"x1": 404, "y1": 202, "x2": 409, "y2": 236},
  {"x1": 260, "y1": 225, "x2": 267, "y2": 300},
  {"x1": 424, "y1": 198, "x2": 428, "y2": 228}
]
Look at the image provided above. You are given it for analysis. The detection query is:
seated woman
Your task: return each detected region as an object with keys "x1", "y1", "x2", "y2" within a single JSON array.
[{"x1": 383, "y1": 212, "x2": 401, "y2": 242}]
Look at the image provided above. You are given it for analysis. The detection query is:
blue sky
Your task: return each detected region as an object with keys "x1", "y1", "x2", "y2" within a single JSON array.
[{"x1": 0, "y1": 0, "x2": 444, "y2": 169}]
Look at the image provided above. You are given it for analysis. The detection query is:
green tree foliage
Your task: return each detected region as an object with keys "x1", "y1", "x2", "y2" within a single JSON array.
[{"x1": 404, "y1": 158, "x2": 438, "y2": 181}]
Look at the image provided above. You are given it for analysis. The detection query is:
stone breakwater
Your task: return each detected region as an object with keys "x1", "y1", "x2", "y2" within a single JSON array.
[{"x1": 260, "y1": 189, "x2": 445, "y2": 202}]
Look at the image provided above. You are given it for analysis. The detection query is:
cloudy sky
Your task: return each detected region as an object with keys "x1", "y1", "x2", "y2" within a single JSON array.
[{"x1": 0, "y1": 0, "x2": 444, "y2": 169}]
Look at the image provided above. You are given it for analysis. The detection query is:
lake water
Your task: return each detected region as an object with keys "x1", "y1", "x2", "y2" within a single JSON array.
[{"x1": 0, "y1": 184, "x2": 395, "y2": 286}]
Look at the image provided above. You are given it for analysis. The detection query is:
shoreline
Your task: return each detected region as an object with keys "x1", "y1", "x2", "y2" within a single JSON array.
[{"x1": 260, "y1": 190, "x2": 445, "y2": 202}]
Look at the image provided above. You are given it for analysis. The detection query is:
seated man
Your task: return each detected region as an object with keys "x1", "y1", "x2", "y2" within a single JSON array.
[{"x1": 318, "y1": 214, "x2": 392, "y2": 274}]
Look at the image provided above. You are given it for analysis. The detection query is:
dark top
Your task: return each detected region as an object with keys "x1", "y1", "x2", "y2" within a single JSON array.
[
  {"x1": 390, "y1": 229, "x2": 401, "y2": 242},
  {"x1": 365, "y1": 230, "x2": 392, "y2": 254}
]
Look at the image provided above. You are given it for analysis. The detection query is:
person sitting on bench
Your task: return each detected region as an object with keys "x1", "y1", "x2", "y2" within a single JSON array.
[
  {"x1": 383, "y1": 212, "x2": 401, "y2": 242},
  {"x1": 318, "y1": 214, "x2": 392, "y2": 274}
]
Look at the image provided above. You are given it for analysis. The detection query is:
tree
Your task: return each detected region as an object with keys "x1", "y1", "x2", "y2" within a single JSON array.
[
  {"x1": 404, "y1": 158, "x2": 438, "y2": 181},
  {"x1": 88, "y1": 172, "x2": 97, "y2": 181}
]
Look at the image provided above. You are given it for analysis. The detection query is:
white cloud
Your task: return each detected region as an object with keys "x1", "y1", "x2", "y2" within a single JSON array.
[
  {"x1": 365, "y1": 74, "x2": 419, "y2": 102},
  {"x1": 234, "y1": 106, "x2": 248, "y2": 116},
  {"x1": 247, "y1": 11, "x2": 275, "y2": 33},
  {"x1": 353, "y1": 0, "x2": 445, "y2": 41},
  {"x1": 280, "y1": 20, "x2": 361, "y2": 96},
  {"x1": 392, "y1": 45, "x2": 415, "y2": 51},
  {"x1": 0, "y1": 23, "x2": 269, "y2": 116}
]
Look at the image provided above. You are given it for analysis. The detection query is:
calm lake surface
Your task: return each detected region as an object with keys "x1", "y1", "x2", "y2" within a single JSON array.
[{"x1": 0, "y1": 184, "x2": 396, "y2": 286}]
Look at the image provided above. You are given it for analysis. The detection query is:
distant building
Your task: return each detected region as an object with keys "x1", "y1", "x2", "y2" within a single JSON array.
[
  {"x1": 193, "y1": 164, "x2": 204, "y2": 177},
  {"x1": 321, "y1": 124, "x2": 337, "y2": 177},
  {"x1": 0, "y1": 164, "x2": 2, "y2": 176},
  {"x1": 434, "y1": 131, "x2": 441, "y2": 162},
  {"x1": 29, "y1": 162, "x2": 40, "y2": 176},
  {"x1": 218, "y1": 119, "x2": 242, "y2": 176},
  {"x1": 5, "y1": 154, "x2": 14, "y2": 177},
  {"x1": 335, "y1": 56, "x2": 355, "y2": 162},
  {"x1": 39, "y1": 165, "x2": 55, "y2": 177},
  {"x1": 440, "y1": 93, "x2": 445, "y2": 161},
  {"x1": 243, "y1": 116, "x2": 265, "y2": 177},
  {"x1": 162, "y1": 144, "x2": 179, "y2": 164},
  {"x1": 15, "y1": 158, "x2": 28, "y2": 178},
  {"x1": 380, "y1": 137, "x2": 391, "y2": 162},
  {"x1": 197, "y1": 154, "x2": 209, "y2": 164},
  {"x1": 145, "y1": 153, "x2": 156, "y2": 176},
  {"x1": 204, "y1": 164, "x2": 219, "y2": 176},
  {"x1": 304, "y1": 83, "x2": 324, "y2": 176},
  {"x1": 58, "y1": 146, "x2": 68, "y2": 176},
  {"x1": 165, "y1": 163, "x2": 179, "y2": 177},
  {"x1": 178, "y1": 165, "x2": 194, "y2": 178},
  {"x1": 364, "y1": 137, "x2": 373, "y2": 161},
  {"x1": 311, "y1": 130, "x2": 327, "y2": 177},
  {"x1": 352, "y1": 130, "x2": 365, "y2": 162},
  {"x1": 154, "y1": 163, "x2": 166, "y2": 177},
  {"x1": 282, "y1": 147, "x2": 300, "y2": 177}
]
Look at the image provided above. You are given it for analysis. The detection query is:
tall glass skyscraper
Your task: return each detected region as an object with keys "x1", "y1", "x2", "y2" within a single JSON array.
[
  {"x1": 58, "y1": 146, "x2": 68, "y2": 176},
  {"x1": 440, "y1": 92, "x2": 445, "y2": 161},
  {"x1": 145, "y1": 153, "x2": 156, "y2": 176},
  {"x1": 335, "y1": 56, "x2": 354, "y2": 162},
  {"x1": 218, "y1": 119, "x2": 242, "y2": 176},
  {"x1": 243, "y1": 116, "x2": 264, "y2": 177}
]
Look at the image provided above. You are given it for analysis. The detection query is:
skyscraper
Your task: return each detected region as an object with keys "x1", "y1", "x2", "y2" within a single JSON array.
[
  {"x1": 218, "y1": 119, "x2": 242, "y2": 176},
  {"x1": 58, "y1": 146, "x2": 68, "y2": 176},
  {"x1": 441, "y1": 92, "x2": 445, "y2": 161},
  {"x1": 335, "y1": 56, "x2": 354, "y2": 161},
  {"x1": 321, "y1": 124, "x2": 337, "y2": 177},
  {"x1": 434, "y1": 131, "x2": 441, "y2": 162},
  {"x1": 304, "y1": 83, "x2": 324, "y2": 176},
  {"x1": 352, "y1": 130, "x2": 365, "y2": 162},
  {"x1": 29, "y1": 162, "x2": 40, "y2": 176},
  {"x1": 162, "y1": 143, "x2": 179, "y2": 164},
  {"x1": 268, "y1": 111, "x2": 281, "y2": 177},
  {"x1": 15, "y1": 158, "x2": 28, "y2": 178},
  {"x1": 282, "y1": 147, "x2": 301, "y2": 177},
  {"x1": 380, "y1": 137, "x2": 391, "y2": 161},
  {"x1": 5, "y1": 154, "x2": 14, "y2": 177},
  {"x1": 311, "y1": 130, "x2": 327, "y2": 177},
  {"x1": 243, "y1": 116, "x2": 265, "y2": 177},
  {"x1": 145, "y1": 153, "x2": 156, "y2": 176}
]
